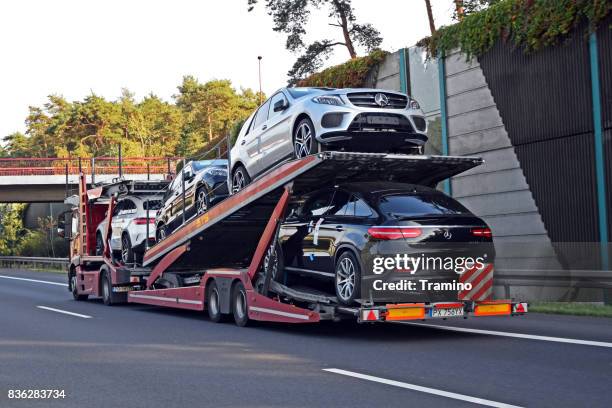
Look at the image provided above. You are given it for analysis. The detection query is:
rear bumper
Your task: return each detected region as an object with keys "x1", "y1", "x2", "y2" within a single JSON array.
[{"x1": 358, "y1": 300, "x2": 528, "y2": 323}]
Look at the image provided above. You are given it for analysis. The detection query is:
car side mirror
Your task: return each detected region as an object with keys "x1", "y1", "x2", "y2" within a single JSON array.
[{"x1": 273, "y1": 99, "x2": 288, "y2": 112}]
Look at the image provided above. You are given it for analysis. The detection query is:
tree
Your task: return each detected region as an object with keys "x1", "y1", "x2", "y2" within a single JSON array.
[
  {"x1": 453, "y1": 0, "x2": 500, "y2": 21},
  {"x1": 0, "y1": 204, "x2": 27, "y2": 256},
  {"x1": 248, "y1": 0, "x2": 383, "y2": 84},
  {"x1": 424, "y1": 0, "x2": 436, "y2": 34}
]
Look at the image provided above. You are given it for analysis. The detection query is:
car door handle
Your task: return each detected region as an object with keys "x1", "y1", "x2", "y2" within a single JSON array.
[
  {"x1": 241, "y1": 139, "x2": 246, "y2": 145},
  {"x1": 335, "y1": 226, "x2": 344, "y2": 232},
  {"x1": 261, "y1": 125, "x2": 267, "y2": 131}
]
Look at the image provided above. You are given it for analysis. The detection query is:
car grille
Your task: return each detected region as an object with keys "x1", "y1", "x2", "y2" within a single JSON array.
[
  {"x1": 348, "y1": 113, "x2": 414, "y2": 133},
  {"x1": 347, "y1": 92, "x2": 408, "y2": 109}
]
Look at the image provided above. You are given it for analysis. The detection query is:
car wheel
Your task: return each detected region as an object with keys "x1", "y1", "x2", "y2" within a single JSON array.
[
  {"x1": 71, "y1": 272, "x2": 88, "y2": 301},
  {"x1": 232, "y1": 165, "x2": 251, "y2": 194},
  {"x1": 196, "y1": 187, "x2": 209, "y2": 215},
  {"x1": 206, "y1": 280, "x2": 226, "y2": 323},
  {"x1": 156, "y1": 223, "x2": 166, "y2": 242},
  {"x1": 232, "y1": 281, "x2": 250, "y2": 327},
  {"x1": 293, "y1": 117, "x2": 319, "y2": 159},
  {"x1": 95, "y1": 233, "x2": 104, "y2": 256},
  {"x1": 335, "y1": 251, "x2": 361, "y2": 305},
  {"x1": 121, "y1": 233, "x2": 134, "y2": 264},
  {"x1": 263, "y1": 243, "x2": 284, "y2": 282}
]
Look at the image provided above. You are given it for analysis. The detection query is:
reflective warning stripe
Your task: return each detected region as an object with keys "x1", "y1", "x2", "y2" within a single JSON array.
[
  {"x1": 129, "y1": 293, "x2": 203, "y2": 305},
  {"x1": 249, "y1": 306, "x2": 310, "y2": 320},
  {"x1": 458, "y1": 264, "x2": 494, "y2": 301}
]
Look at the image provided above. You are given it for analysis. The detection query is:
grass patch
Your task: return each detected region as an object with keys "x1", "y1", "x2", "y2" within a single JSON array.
[{"x1": 530, "y1": 302, "x2": 612, "y2": 318}]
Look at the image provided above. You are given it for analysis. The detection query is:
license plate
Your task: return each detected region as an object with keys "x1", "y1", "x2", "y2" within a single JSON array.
[
  {"x1": 367, "y1": 116, "x2": 400, "y2": 125},
  {"x1": 386, "y1": 307, "x2": 424, "y2": 320},
  {"x1": 431, "y1": 307, "x2": 464, "y2": 318}
]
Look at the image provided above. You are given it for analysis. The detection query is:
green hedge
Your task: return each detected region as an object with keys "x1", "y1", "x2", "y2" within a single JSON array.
[
  {"x1": 297, "y1": 49, "x2": 388, "y2": 88},
  {"x1": 424, "y1": 0, "x2": 610, "y2": 59}
]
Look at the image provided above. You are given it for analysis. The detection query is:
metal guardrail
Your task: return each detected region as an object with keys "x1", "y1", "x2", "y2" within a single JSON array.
[
  {"x1": 494, "y1": 269, "x2": 612, "y2": 298},
  {"x1": 0, "y1": 256, "x2": 68, "y2": 269}
]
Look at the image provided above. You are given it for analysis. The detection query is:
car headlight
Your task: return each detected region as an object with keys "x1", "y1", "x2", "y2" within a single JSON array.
[
  {"x1": 408, "y1": 98, "x2": 420, "y2": 110},
  {"x1": 312, "y1": 95, "x2": 344, "y2": 106}
]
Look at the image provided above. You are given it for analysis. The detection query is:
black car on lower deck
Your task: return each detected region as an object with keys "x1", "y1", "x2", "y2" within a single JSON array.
[{"x1": 277, "y1": 182, "x2": 494, "y2": 305}]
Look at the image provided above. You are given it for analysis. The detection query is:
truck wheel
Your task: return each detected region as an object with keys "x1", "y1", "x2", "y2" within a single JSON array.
[
  {"x1": 101, "y1": 269, "x2": 125, "y2": 306},
  {"x1": 206, "y1": 280, "x2": 226, "y2": 323},
  {"x1": 121, "y1": 233, "x2": 134, "y2": 264},
  {"x1": 335, "y1": 251, "x2": 361, "y2": 306},
  {"x1": 232, "y1": 281, "x2": 250, "y2": 327},
  {"x1": 70, "y1": 272, "x2": 88, "y2": 301}
]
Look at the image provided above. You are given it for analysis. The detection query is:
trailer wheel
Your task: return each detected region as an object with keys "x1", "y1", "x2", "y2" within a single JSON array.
[
  {"x1": 70, "y1": 272, "x2": 88, "y2": 301},
  {"x1": 232, "y1": 281, "x2": 250, "y2": 327},
  {"x1": 206, "y1": 280, "x2": 226, "y2": 323}
]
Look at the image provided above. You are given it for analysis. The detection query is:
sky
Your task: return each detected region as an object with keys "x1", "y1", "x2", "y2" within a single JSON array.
[{"x1": 0, "y1": 0, "x2": 455, "y2": 140}]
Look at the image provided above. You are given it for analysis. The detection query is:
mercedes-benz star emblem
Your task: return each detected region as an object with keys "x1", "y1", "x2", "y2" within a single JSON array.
[
  {"x1": 374, "y1": 93, "x2": 389, "y2": 107},
  {"x1": 443, "y1": 230, "x2": 453, "y2": 240}
]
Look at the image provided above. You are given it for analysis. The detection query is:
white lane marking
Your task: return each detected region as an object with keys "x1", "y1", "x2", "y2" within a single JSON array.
[
  {"x1": 36, "y1": 306, "x2": 92, "y2": 319},
  {"x1": 324, "y1": 368, "x2": 522, "y2": 408},
  {"x1": 403, "y1": 322, "x2": 612, "y2": 348},
  {"x1": 0, "y1": 274, "x2": 67, "y2": 287}
]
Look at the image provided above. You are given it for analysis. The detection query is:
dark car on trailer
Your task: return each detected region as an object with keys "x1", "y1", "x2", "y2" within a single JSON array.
[
  {"x1": 275, "y1": 182, "x2": 494, "y2": 305},
  {"x1": 155, "y1": 159, "x2": 229, "y2": 240}
]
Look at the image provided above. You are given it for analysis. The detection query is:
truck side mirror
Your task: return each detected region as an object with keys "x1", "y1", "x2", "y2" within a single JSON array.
[{"x1": 57, "y1": 211, "x2": 72, "y2": 240}]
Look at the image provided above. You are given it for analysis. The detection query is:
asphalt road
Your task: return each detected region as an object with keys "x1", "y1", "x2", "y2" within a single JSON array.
[{"x1": 1, "y1": 269, "x2": 611, "y2": 408}]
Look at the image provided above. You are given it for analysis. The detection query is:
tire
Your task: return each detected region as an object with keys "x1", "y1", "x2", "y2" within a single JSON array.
[
  {"x1": 334, "y1": 251, "x2": 361, "y2": 305},
  {"x1": 231, "y1": 164, "x2": 251, "y2": 194},
  {"x1": 232, "y1": 281, "x2": 250, "y2": 327},
  {"x1": 196, "y1": 187, "x2": 210, "y2": 215},
  {"x1": 293, "y1": 117, "x2": 319, "y2": 159},
  {"x1": 95, "y1": 233, "x2": 104, "y2": 256},
  {"x1": 206, "y1": 280, "x2": 226, "y2": 323},
  {"x1": 101, "y1": 270, "x2": 113, "y2": 306},
  {"x1": 121, "y1": 233, "x2": 134, "y2": 264},
  {"x1": 101, "y1": 268, "x2": 126, "y2": 306},
  {"x1": 263, "y1": 243, "x2": 284, "y2": 282},
  {"x1": 70, "y1": 272, "x2": 88, "y2": 301},
  {"x1": 156, "y1": 223, "x2": 167, "y2": 243}
]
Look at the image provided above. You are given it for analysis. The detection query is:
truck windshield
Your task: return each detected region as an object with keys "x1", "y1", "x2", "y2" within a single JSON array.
[{"x1": 378, "y1": 193, "x2": 469, "y2": 218}]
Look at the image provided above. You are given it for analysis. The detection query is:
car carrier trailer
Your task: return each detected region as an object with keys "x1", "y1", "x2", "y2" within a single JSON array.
[{"x1": 63, "y1": 151, "x2": 528, "y2": 327}]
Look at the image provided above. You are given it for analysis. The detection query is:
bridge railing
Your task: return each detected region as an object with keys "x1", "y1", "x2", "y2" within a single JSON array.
[{"x1": 0, "y1": 157, "x2": 183, "y2": 177}]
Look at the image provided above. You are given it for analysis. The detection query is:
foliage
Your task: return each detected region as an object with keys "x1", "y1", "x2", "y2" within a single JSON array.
[
  {"x1": 425, "y1": 0, "x2": 611, "y2": 59},
  {"x1": 248, "y1": 0, "x2": 382, "y2": 84},
  {"x1": 296, "y1": 49, "x2": 388, "y2": 88},
  {"x1": 2, "y1": 78, "x2": 262, "y2": 159},
  {"x1": 453, "y1": 0, "x2": 502, "y2": 21},
  {"x1": 0, "y1": 204, "x2": 28, "y2": 255}
]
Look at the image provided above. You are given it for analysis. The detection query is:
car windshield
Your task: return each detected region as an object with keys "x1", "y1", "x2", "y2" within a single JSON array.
[
  {"x1": 192, "y1": 160, "x2": 227, "y2": 171},
  {"x1": 142, "y1": 200, "x2": 163, "y2": 211},
  {"x1": 378, "y1": 193, "x2": 469, "y2": 218}
]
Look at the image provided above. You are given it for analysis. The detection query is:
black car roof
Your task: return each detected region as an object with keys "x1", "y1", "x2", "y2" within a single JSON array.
[{"x1": 336, "y1": 181, "x2": 441, "y2": 197}]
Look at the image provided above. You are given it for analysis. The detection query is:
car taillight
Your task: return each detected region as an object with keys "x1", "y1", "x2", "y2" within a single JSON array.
[
  {"x1": 133, "y1": 218, "x2": 155, "y2": 225},
  {"x1": 471, "y1": 227, "x2": 492, "y2": 238},
  {"x1": 367, "y1": 227, "x2": 422, "y2": 240}
]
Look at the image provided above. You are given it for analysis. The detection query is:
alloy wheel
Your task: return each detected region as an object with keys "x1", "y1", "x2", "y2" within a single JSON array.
[
  {"x1": 336, "y1": 257, "x2": 356, "y2": 302},
  {"x1": 263, "y1": 245, "x2": 279, "y2": 281},
  {"x1": 232, "y1": 170, "x2": 246, "y2": 193},
  {"x1": 294, "y1": 122, "x2": 313, "y2": 158},
  {"x1": 197, "y1": 190, "x2": 208, "y2": 214},
  {"x1": 121, "y1": 236, "x2": 129, "y2": 263}
]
